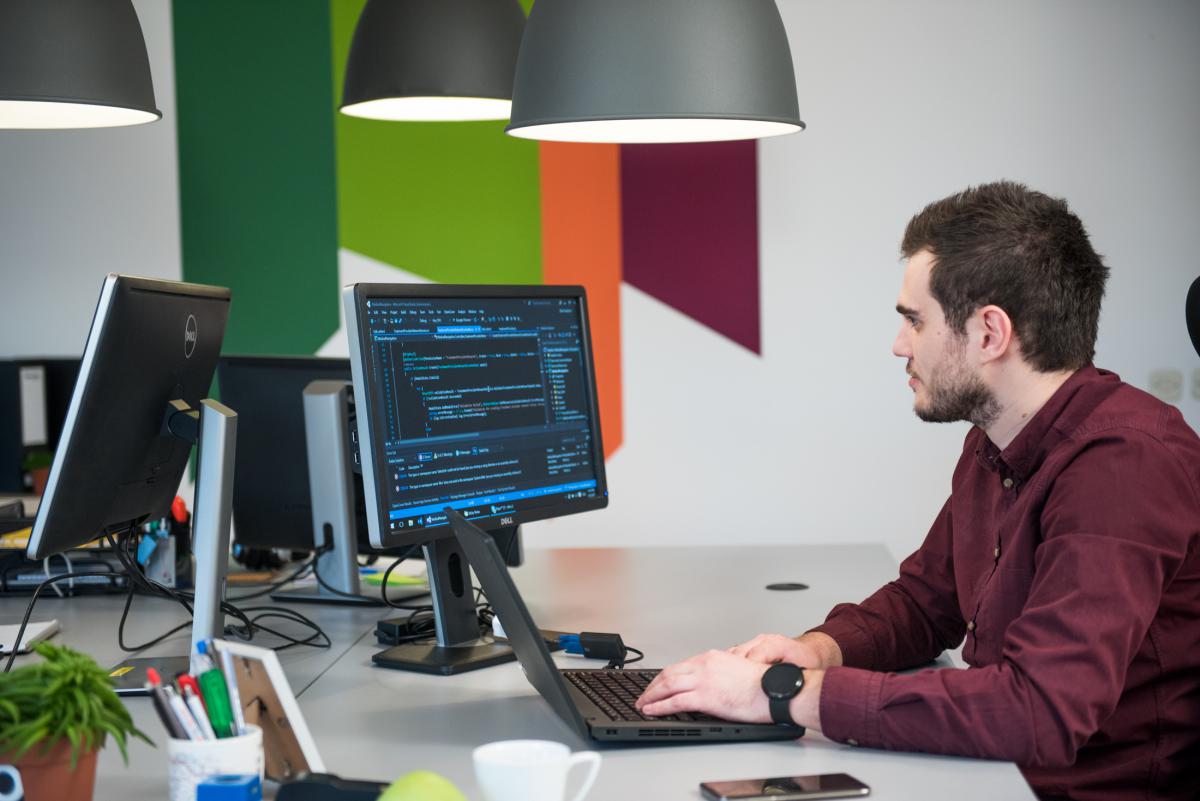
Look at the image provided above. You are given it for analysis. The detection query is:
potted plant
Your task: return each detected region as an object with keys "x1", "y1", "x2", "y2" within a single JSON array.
[
  {"x1": 19, "y1": 449, "x2": 52, "y2": 496},
  {"x1": 0, "y1": 642, "x2": 152, "y2": 801}
]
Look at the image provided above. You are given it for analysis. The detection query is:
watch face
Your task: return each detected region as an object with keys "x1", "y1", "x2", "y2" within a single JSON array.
[{"x1": 762, "y1": 663, "x2": 805, "y2": 698}]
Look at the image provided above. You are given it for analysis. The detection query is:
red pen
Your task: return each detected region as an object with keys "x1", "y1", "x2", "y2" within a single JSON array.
[{"x1": 177, "y1": 674, "x2": 207, "y2": 712}]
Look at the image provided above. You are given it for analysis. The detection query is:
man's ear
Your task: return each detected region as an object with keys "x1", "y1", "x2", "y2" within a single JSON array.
[{"x1": 976, "y1": 305, "x2": 1014, "y2": 364}]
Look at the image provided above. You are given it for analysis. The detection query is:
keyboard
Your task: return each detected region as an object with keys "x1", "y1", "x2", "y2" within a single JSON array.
[{"x1": 563, "y1": 669, "x2": 725, "y2": 723}]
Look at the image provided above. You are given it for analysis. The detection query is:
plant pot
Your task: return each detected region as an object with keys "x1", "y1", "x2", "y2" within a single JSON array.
[
  {"x1": 30, "y1": 466, "x2": 50, "y2": 496},
  {"x1": 0, "y1": 740, "x2": 99, "y2": 801}
]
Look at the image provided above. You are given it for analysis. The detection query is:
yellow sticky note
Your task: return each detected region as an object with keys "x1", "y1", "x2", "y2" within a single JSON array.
[{"x1": 363, "y1": 573, "x2": 426, "y2": 588}]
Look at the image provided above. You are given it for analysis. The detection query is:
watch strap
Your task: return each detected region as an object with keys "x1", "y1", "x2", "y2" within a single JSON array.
[{"x1": 769, "y1": 693, "x2": 795, "y2": 726}]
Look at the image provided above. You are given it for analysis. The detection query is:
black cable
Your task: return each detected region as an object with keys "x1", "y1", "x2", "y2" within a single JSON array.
[
  {"x1": 226, "y1": 548, "x2": 325, "y2": 601},
  {"x1": 115, "y1": 583, "x2": 193, "y2": 652},
  {"x1": 4, "y1": 521, "x2": 332, "y2": 667},
  {"x1": 104, "y1": 529, "x2": 328, "y2": 654},
  {"x1": 613, "y1": 646, "x2": 645, "y2": 668},
  {"x1": 104, "y1": 531, "x2": 195, "y2": 619},
  {"x1": 378, "y1": 545, "x2": 426, "y2": 608},
  {"x1": 3, "y1": 568, "x2": 133, "y2": 673},
  {"x1": 311, "y1": 553, "x2": 374, "y2": 602},
  {"x1": 223, "y1": 607, "x2": 332, "y2": 651}
]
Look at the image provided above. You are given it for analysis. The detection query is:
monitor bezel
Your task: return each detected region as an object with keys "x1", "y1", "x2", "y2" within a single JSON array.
[{"x1": 343, "y1": 283, "x2": 609, "y2": 551}]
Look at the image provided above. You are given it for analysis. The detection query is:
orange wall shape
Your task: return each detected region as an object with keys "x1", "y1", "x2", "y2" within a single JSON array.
[{"x1": 538, "y1": 142, "x2": 624, "y2": 459}]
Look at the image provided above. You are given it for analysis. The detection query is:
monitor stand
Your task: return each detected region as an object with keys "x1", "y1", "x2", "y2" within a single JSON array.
[
  {"x1": 111, "y1": 398, "x2": 236, "y2": 695},
  {"x1": 374, "y1": 525, "x2": 522, "y2": 644},
  {"x1": 371, "y1": 538, "x2": 514, "y2": 675},
  {"x1": 271, "y1": 381, "x2": 425, "y2": 606}
]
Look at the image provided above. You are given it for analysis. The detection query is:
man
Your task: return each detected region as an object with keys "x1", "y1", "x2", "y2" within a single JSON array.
[{"x1": 636, "y1": 182, "x2": 1200, "y2": 800}]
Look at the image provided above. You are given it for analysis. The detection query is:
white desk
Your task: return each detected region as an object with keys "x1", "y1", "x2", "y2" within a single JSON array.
[{"x1": 2, "y1": 544, "x2": 1036, "y2": 800}]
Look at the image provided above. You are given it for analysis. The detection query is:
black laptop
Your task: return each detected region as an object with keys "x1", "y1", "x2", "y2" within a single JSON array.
[{"x1": 447, "y1": 509, "x2": 804, "y2": 744}]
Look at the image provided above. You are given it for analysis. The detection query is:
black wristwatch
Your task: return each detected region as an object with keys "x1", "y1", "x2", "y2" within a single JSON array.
[{"x1": 761, "y1": 663, "x2": 805, "y2": 726}]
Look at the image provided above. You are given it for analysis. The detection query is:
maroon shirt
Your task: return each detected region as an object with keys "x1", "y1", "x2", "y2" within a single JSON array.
[{"x1": 812, "y1": 368, "x2": 1200, "y2": 800}]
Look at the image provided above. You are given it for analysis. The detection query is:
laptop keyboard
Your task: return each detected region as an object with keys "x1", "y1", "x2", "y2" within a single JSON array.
[{"x1": 563, "y1": 669, "x2": 725, "y2": 724}]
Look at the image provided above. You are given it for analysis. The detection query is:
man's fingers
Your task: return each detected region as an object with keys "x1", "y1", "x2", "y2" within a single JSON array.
[
  {"x1": 730, "y1": 634, "x2": 786, "y2": 660},
  {"x1": 641, "y1": 691, "x2": 702, "y2": 718},
  {"x1": 742, "y1": 644, "x2": 782, "y2": 664},
  {"x1": 637, "y1": 670, "x2": 698, "y2": 708},
  {"x1": 638, "y1": 661, "x2": 696, "y2": 704}
]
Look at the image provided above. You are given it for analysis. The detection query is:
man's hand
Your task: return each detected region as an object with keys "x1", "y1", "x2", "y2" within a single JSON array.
[
  {"x1": 635, "y1": 650, "x2": 773, "y2": 723},
  {"x1": 730, "y1": 632, "x2": 843, "y2": 669}
]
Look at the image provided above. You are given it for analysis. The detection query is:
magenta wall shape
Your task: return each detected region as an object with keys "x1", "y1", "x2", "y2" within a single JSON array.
[{"x1": 620, "y1": 141, "x2": 762, "y2": 355}]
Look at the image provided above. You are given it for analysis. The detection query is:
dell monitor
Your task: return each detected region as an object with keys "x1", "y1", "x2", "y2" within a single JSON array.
[
  {"x1": 344, "y1": 284, "x2": 608, "y2": 674},
  {"x1": 27, "y1": 274, "x2": 235, "y2": 692}
]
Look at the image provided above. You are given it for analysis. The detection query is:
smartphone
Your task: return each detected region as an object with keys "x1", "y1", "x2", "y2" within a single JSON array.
[{"x1": 700, "y1": 773, "x2": 870, "y2": 801}]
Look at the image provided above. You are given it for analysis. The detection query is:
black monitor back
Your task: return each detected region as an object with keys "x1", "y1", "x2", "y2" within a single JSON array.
[
  {"x1": 28, "y1": 275, "x2": 230, "y2": 560},
  {"x1": 217, "y1": 355, "x2": 363, "y2": 551}
]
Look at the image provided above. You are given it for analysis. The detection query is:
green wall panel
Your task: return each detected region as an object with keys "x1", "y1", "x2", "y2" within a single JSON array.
[
  {"x1": 174, "y1": 0, "x2": 340, "y2": 355},
  {"x1": 331, "y1": 0, "x2": 543, "y2": 284}
]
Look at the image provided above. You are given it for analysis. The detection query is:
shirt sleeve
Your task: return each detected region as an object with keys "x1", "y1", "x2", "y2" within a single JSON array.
[
  {"x1": 810, "y1": 496, "x2": 967, "y2": 670},
  {"x1": 817, "y1": 432, "x2": 1197, "y2": 767}
]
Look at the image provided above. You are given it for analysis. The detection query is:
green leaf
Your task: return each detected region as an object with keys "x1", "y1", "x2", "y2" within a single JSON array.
[{"x1": 0, "y1": 643, "x2": 148, "y2": 766}]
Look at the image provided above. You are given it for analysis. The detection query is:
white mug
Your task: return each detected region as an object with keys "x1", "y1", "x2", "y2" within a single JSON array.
[{"x1": 473, "y1": 739, "x2": 601, "y2": 801}]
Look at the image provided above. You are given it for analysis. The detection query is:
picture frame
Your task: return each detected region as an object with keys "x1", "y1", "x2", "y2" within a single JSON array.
[{"x1": 213, "y1": 639, "x2": 326, "y2": 780}]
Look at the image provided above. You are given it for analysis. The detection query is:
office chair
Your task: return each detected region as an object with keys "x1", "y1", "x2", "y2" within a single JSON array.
[{"x1": 1188, "y1": 276, "x2": 1200, "y2": 358}]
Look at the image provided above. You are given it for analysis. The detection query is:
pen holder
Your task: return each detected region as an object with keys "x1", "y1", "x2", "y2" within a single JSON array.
[{"x1": 167, "y1": 724, "x2": 263, "y2": 801}]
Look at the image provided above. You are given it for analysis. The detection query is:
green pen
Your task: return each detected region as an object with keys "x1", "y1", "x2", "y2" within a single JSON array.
[{"x1": 196, "y1": 642, "x2": 235, "y2": 738}]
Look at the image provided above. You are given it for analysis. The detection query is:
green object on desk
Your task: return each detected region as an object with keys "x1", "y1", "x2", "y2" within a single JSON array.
[
  {"x1": 362, "y1": 573, "x2": 426, "y2": 588},
  {"x1": 378, "y1": 770, "x2": 467, "y2": 801},
  {"x1": 0, "y1": 642, "x2": 151, "y2": 768},
  {"x1": 198, "y1": 668, "x2": 235, "y2": 738}
]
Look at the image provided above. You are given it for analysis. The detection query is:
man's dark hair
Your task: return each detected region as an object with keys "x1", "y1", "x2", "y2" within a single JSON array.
[{"x1": 901, "y1": 181, "x2": 1109, "y2": 372}]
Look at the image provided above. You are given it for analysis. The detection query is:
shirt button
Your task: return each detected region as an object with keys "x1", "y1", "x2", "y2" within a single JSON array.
[
  {"x1": 993, "y1": 547, "x2": 1001, "y2": 558},
  {"x1": 847, "y1": 738, "x2": 859, "y2": 746},
  {"x1": 1002, "y1": 477, "x2": 1014, "y2": 489},
  {"x1": 967, "y1": 620, "x2": 976, "y2": 631}
]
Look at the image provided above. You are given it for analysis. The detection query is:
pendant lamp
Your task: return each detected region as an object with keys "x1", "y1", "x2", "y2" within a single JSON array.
[
  {"x1": 507, "y1": 0, "x2": 804, "y2": 143},
  {"x1": 0, "y1": 0, "x2": 160, "y2": 130},
  {"x1": 341, "y1": 0, "x2": 526, "y2": 122}
]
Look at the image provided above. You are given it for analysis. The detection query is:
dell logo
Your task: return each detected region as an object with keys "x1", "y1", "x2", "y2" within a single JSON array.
[
  {"x1": 500, "y1": 516, "x2": 514, "y2": 526},
  {"x1": 184, "y1": 314, "x2": 198, "y2": 358}
]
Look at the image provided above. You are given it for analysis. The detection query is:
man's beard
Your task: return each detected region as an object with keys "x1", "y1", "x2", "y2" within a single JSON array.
[{"x1": 912, "y1": 345, "x2": 1000, "y2": 429}]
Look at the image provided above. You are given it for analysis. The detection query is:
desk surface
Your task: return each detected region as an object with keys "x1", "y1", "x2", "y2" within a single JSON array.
[{"x1": 2, "y1": 544, "x2": 1036, "y2": 800}]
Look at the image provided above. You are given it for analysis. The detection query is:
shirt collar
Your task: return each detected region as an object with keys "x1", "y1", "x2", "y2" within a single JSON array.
[{"x1": 974, "y1": 366, "x2": 1117, "y2": 481}]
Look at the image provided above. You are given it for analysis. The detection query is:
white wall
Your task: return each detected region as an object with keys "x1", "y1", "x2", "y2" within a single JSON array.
[
  {"x1": 526, "y1": 0, "x2": 1200, "y2": 557},
  {"x1": 2, "y1": 1, "x2": 1197, "y2": 561},
  {"x1": 0, "y1": 0, "x2": 180, "y2": 359}
]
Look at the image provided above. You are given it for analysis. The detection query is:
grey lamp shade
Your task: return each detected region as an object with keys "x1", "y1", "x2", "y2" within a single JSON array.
[
  {"x1": 0, "y1": 0, "x2": 160, "y2": 129},
  {"x1": 507, "y1": 0, "x2": 804, "y2": 143},
  {"x1": 341, "y1": 0, "x2": 526, "y2": 122}
]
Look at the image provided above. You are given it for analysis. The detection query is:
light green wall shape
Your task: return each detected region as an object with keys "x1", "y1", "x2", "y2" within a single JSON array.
[{"x1": 331, "y1": 0, "x2": 543, "y2": 284}]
